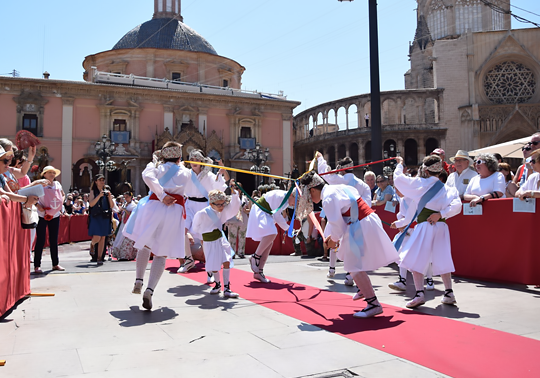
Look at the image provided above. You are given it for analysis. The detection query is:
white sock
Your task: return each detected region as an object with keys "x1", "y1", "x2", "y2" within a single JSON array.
[
  {"x1": 399, "y1": 267, "x2": 408, "y2": 281},
  {"x1": 147, "y1": 256, "x2": 166, "y2": 291},
  {"x1": 213, "y1": 270, "x2": 221, "y2": 285},
  {"x1": 135, "y1": 247, "x2": 151, "y2": 281},
  {"x1": 222, "y1": 269, "x2": 230, "y2": 287},
  {"x1": 184, "y1": 236, "x2": 192, "y2": 260},
  {"x1": 329, "y1": 249, "x2": 337, "y2": 269},
  {"x1": 426, "y1": 263, "x2": 433, "y2": 279}
]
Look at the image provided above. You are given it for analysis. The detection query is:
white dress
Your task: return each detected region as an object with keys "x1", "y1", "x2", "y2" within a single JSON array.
[
  {"x1": 321, "y1": 185, "x2": 399, "y2": 273},
  {"x1": 124, "y1": 162, "x2": 190, "y2": 258},
  {"x1": 317, "y1": 156, "x2": 372, "y2": 207},
  {"x1": 192, "y1": 194, "x2": 241, "y2": 271},
  {"x1": 246, "y1": 190, "x2": 290, "y2": 241},
  {"x1": 184, "y1": 169, "x2": 227, "y2": 238},
  {"x1": 112, "y1": 201, "x2": 138, "y2": 260},
  {"x1": 393, "y1": 164, "x2": 462, "y2": 275}
]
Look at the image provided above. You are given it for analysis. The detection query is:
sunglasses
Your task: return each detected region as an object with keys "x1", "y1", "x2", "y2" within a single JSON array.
[
  {"x1": 1, "y1": 158, "x2": 10, "y2": 164},
  {"x1": 376, "y1": 180, "x2": 386, "y2": 183},
  {"x1": 212, "y1": 202, "x2": 226, "y2": 207},
  {"x1": 475, "y1": 159, "x2": 485, "y2": 165},
  {"x1": 532, "y1": 159, "x2": 538, "y2": 164},
  {"x1": 528, "y1": 141, "x2": 540, "y2": 146},
  {"x1": 522, "y1": 146, "x2": 532, "y2": 152}
]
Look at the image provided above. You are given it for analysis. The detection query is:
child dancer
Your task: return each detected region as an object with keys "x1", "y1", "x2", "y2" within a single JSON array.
[
  {"x1": 178, "y1": 150, "x2": 228, "y2": 285},
  {"x1": 192, "y1": 185, "x2": 241, "y2": 297},
  {"x1": 298, "y1": 171, "x2": 398, "y2": 318},
  {"x1": 393, "y1": 156, "x2": 462, "y2": 308},
  {"x1": 246, "y1": 186, "x2": 296, "y2": 283},
  {"x1": 124, "y1": 142, "x2": 190, "y2": 310}
]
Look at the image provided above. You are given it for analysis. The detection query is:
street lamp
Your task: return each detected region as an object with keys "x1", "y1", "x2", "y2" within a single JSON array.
[
  {"x1": 95, "y1": 134, "x2": 117, "y2": 174},
  {"x1": 246, "y1": 143, "x2": 270, "y2": 186},
  {"x1": 338, "y1": 0, "x2": 383, "y2": 175}
]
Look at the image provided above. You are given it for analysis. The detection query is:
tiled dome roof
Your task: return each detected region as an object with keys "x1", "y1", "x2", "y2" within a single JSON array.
[{"x1": 113, "y1": 18, "x2": 217, "y2": 55}]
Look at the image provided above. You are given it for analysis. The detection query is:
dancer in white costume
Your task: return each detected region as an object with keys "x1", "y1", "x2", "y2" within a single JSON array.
[
  {"x1": 298, "y1": 171, "x2": 399, "y2": 318},
  {"x1": 393, "y1": 155, "x2": 462, "y2": 308},
  {"x1": 192, "y1": 187, "x2": 241, "y2": 297},
  {"x1": 178, "y1": 150, "x2": 228, "y2": 284},
  {"x1": 246, "y1": 187, "x2": 296, "y2": 283},
  {"x1": 316, "y1": 153, "x2": 371, "y2": 283},
  {"x1": 124, "y1": 142, "x2": 190, "y2": 310}
]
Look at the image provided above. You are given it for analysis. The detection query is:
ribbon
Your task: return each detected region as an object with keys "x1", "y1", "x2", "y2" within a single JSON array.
[
  {"x1": 190, "y1": 170, "x2": 209, "y2": 199},
  {"x1": 342, "y1": 187, "x2": 365, "y2": 266},
  {"x1": 234, "y1": 182, "x2": 295, "y2": 216},
  {"x1": 125, "y1": 164, "x2": 180, "y2": 234},
  {"x1": 287, "y1": 187, "x2": 299, "y2": 238},
  {"x1": 204, "y1": 206, "x2": 235, "y2": 267},
  {"x1": 185, "y1": 161, "x2": 294, "y2": 181},
  {"x1": 319, "y1": 157, "x2": 397, "y2": 176},
  {"x1": 393, "y1": 180, "x2": 444, "y2": 251}
]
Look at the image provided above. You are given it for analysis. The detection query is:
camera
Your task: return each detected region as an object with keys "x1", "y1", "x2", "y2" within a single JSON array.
[{"x1": 102, "y1": 190, "x2": 110, "y2": 196}]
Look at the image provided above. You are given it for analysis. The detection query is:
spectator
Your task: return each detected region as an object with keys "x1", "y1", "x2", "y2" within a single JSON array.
[
  {"x1": 0, "y1": 146, "x2": 39, "y2": 205},
  {"x1": 464, "y1": 153, "x2": 505, "y2": 207},
  {"x1": 64, "y1": 195, "x2": 74, "y2": 214},
  {"x1": 516, "y1": 149, "x2": 540, "y2": 201},
  {"x1": 34, "y1": 166, "x2": 66, "y2": 274},
  {"x1": 508, "y1": 133, "x2": 540, "y2": 196},
  {"x1": 430, "y1": 148, "x2": 450, "y2": 174},
  {"x1": 72, "y1": 196, "x2": 86, "y2": 214},
  {"x1": 494, "y1": 153, "x2": 504, "y2": 163},
  {"x1": 111, "y1": 191, "x2": 138, "y2": 261},
  {"x1": 446, "y1": 150, "x2": 478, "y2": 199},
  {"x1": 88, "y1": 174, "x2": 115, "y2": 265},
  {"x1": 364, "y1": 171, "x2": 377, "y2": 199},
  {"x1": 498, "y1": 162, "x2": 513, "y2": 197},
  {"x1": 372, "y1": 175, "x2": 395, "y2": 207}
]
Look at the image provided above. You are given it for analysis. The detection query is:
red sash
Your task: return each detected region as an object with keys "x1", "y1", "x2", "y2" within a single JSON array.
[
  {"x1": 342, "y1": 198, "x2": 374, "y2": 223},
  {"x1": 149, "y1": 193, "x2": 186, "y2": 219}
]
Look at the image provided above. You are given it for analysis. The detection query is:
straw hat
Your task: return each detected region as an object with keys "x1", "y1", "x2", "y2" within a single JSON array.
[
  {"x1": 0, "y1": 146, "x2": 14, "y2": 159},
  {"x1": 449, "y1": 150, "x2": 474, "y2": 166},
  {"x1": 41, "y1": 165, "x2": 61, "y2": 177}
]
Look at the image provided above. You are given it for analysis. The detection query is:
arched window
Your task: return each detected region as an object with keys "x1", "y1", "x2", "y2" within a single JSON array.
[
  {"x1": 349, "y1": 143, "x2": 359, "y2": 165},
  {"x1": 338, "y1": 144, "x2": 346, "y2": 160},
  {"x1": 327, "y1": 146, "x2": 336, "y2": 168},
  {"x1": 425, "y1": 138, "x2": 439, "y2": 156},
  {"x1": 364, "y1": 141, "x2": 372, "y2": 163},
  {"x1": 405, "y1": 139, "x2": 418, "y2": 166}
]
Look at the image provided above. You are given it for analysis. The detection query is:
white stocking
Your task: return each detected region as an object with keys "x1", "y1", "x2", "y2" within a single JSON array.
[
  {"x1": 136, "y1": 247, "x2": 151, "y2": 281},
  {"x1": 399, "y1": 266, "x2": 408, "y2": 280},
  {"x1": 329, "y1": 248, "x2": 337, "y2": 269},
  {"x1": 147, "y1": 256, "x2": 166, "y2": 291},
  {"x1": 222, "y1": 269, "x2": 230, "y2": 286}
]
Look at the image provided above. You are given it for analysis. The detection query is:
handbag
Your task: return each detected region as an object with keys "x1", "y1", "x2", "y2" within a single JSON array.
[{"x1": 21, "y1": 204, "x2": 39, "y2": 229}]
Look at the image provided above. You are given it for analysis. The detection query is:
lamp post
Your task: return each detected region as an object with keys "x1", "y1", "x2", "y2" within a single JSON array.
[
  {"x1": 338, "y1": 0, "x2": 383, "y2": 175},
  {"x1": 246, "y1": 143, "x2": 270, "y2": 187},
  {"x1": 94, "y1": 134, "x2": 117, "y2": 174}
]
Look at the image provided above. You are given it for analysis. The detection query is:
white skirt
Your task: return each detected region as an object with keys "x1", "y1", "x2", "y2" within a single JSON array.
[
  {"x1": 123, "y1": 200, "x2": 185, "y2": 259},
  {"x1": 203, "y1": 236, "x2": 233, "y2": 272},
  {"x1": 336, "y1": 213, "x2": 399, "y2": 273},
  {"x1": 399, "y1": 222, "x2": 454, "y2": 276},
  {"x1": 246, "y1": 206, "x2": 277, "y2": 241},
  {"x1": 185, "y1": 199, "x2": 208, "y2": 239}
]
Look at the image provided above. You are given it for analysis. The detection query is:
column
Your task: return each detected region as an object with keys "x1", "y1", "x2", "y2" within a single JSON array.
[
  {"x1": 346, "y1": 108, "x2": 349, "y2": 130},
  {"x1": 282, "y1": 115, "x2": 292, "y2": 176},
  {"x1": 61, "y1": 98, "x2": 74, "y2": 191}
]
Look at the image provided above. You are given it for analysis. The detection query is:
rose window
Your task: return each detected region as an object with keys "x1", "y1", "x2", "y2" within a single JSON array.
[{"x1": 484, "y1": 61, "x2": 536, "y2": 104}]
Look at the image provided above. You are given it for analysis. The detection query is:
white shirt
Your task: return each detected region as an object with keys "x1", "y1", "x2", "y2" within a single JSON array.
[
  {"x1": 446, "y1": 168, "x2": 478, "y2": 197},
  {"x1": 143, "y1": 162, "x2": 190, "y2": 201},
  {"x1": 520, "y1": 172, "x2": 540, "y2": 192},
  {"x1": 394, "y1": 164, "x2": 462, "y2": 220},
  {"x1": 464, "y1": 172, "x2": 506, "y2": 198},
  {"x1": 192, "y1": 194, "x2": 241, "y2": 235},
  {"x1": 184, "y1": 169, "x2": 227, "y2": 198}
]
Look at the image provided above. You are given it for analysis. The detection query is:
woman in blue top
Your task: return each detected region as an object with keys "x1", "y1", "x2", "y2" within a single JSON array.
[{"x1": 372, "y1": 175, "x2": 395, "y2": 207}]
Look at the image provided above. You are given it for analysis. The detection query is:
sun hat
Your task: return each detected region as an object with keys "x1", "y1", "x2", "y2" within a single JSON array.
[
  {"x1": 0, "y1": 146, "x2": 14, "y2": 159},
  {"x1": 449, "y1": 150, "x2": 474, "y2": 166},
  {"x1": 431, "y1": 148, "x2": 445, "y2": 156},
  {"x1": 41, "y1": 165, "x2": 61, "y2": 177}
]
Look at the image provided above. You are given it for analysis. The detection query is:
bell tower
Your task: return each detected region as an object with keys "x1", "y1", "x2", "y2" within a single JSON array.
[{"x1": 153, "y1": 0, "x2": 183, "y2": 21}]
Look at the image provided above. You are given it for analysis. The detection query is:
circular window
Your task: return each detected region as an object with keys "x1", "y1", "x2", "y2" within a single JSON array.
[{"x1": 484, "y1": 61, "x2": 536, "y2": 104}]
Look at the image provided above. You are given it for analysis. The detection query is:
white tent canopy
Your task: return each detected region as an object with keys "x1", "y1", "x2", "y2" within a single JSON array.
[{"x1": 468, "y1": 136, "x2": 531, "y2": 159}]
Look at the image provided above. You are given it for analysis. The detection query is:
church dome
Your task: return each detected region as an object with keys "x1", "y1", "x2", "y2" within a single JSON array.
[{"x1": 112, "y1": 18, "x2": 217, "y2": 55}]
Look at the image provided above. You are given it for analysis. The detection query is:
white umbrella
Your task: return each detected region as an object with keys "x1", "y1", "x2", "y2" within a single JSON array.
[{"x1": 468, "y1": 136, "x2": 531, "y2": 158}]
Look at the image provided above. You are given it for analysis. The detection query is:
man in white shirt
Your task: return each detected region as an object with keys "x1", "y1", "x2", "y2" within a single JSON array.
[{"x1": 446, "y1": 150, "x2": 478, "y2": 199}]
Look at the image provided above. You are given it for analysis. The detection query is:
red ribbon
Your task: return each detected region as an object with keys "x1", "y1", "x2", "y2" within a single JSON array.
[{"x1": 319, "y1": 157, "x2": 397, "y2": 176}]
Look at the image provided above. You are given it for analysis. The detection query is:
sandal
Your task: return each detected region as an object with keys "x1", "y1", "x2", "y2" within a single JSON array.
[{"x1": 353, "y1": 296, "x2": 383, "y2": 318}]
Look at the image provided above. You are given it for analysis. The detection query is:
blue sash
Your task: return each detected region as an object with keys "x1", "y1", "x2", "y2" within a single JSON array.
[
  {"x1": 191, "y1": 170, "x2": 209, "y2": 199},
  {"x1": 125, "y1": 164, "x2": 181, "y2": 234},
  {"x1": 287, "y1": 190, "x2": 298, "y2": 238},
  {"x1": 393, "y1": 180, "x2": 444, "y2": 251},
  {"x1": 205, "y1": 206, "x2": 235, "y2": 267},
  {"x1": 343, "y1": 187, "x2": 365, "y2": 265}
]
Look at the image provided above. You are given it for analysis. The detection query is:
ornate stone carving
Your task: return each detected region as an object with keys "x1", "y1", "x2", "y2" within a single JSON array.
[{"x1": 484, "y1": 61, "x2": 536, "y2": 104}]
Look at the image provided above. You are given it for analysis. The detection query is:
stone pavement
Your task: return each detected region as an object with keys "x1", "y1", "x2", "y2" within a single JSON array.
[{"x1": 1, "y1": 241, "x2": 540, "y2": 377}]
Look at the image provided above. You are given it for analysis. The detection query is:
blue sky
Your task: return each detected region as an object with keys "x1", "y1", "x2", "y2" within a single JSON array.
[{"x1": 2, "y1": 0, "x2": 539, "y2": 119}]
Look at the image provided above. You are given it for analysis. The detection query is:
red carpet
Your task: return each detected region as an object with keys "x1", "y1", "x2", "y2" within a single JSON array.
[{"x1": 166, "y1": 262, "x2": 540, "y2": 377}]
